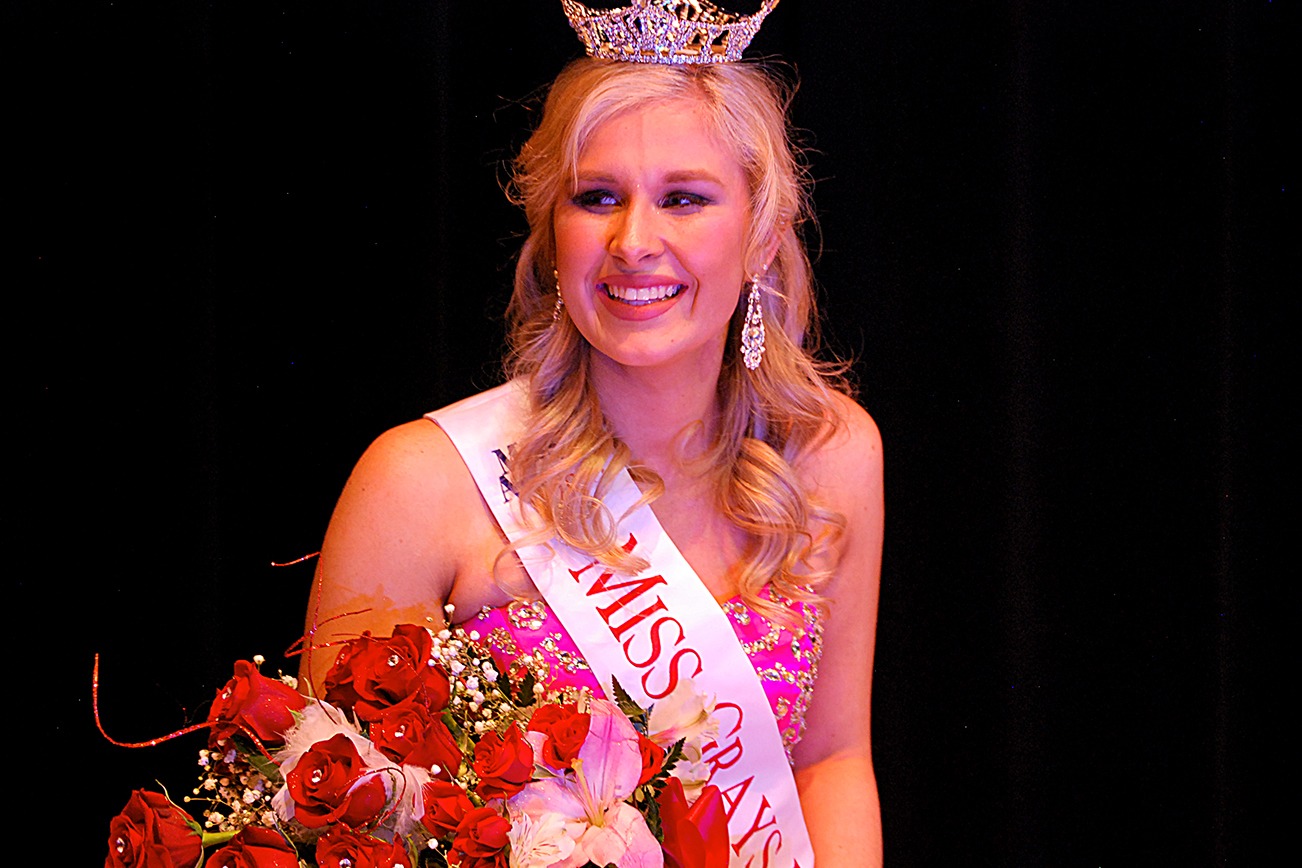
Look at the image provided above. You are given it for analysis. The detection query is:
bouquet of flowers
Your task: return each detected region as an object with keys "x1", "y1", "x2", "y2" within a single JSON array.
[{"x1": 103, "y1": 613, "x2": 731, "y2": 868}]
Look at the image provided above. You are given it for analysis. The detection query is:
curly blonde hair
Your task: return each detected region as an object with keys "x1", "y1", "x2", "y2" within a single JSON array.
[{"x1": 502, "y1": 58, "x2": 849, "y2": 622}]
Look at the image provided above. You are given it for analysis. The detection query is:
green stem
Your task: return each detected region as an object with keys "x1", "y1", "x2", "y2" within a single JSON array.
[{"x1": 200, "y1": 830, "x2": 238, "y2": 848}]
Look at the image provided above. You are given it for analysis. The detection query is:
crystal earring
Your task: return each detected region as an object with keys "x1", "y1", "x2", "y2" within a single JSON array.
[
  {"x1": 741, "y1": 272, "x2": 767, "y2": 371},
  {"x1": 553, "y1": 269, "x2": 564, "y2": 323}
]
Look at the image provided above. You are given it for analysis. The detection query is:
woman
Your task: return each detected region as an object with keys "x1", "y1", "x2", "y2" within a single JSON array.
[{"x1": 304, "y1": 40, "x2": 883, "y2": 868}]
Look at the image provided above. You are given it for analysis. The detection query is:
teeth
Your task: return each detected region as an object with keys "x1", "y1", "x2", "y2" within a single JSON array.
[{"x1": 601, "y1": 283, "x2": 683, "y2": 304}]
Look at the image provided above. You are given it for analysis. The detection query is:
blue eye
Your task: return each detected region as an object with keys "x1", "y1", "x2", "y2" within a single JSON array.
[
  {"x1": 572, "y1": 190, "x2": 619, "y2": 209},
  {"x1": 662, "y1": 192, "x2": 710, "y2": 209}
]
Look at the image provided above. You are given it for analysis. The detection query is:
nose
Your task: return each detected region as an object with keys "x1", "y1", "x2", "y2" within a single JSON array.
[{"x1": 608, "y1": 196, "x2": 663, "y2": 264}]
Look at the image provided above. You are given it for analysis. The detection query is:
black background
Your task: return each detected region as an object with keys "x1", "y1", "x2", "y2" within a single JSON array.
[{"x1": 8, "y1": 1, "x2": 1291, "y2": 864}]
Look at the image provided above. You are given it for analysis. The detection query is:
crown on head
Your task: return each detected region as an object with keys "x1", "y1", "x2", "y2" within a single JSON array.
[{"x1": 561, "y1": 0, "x2": 781, "y2": 65}]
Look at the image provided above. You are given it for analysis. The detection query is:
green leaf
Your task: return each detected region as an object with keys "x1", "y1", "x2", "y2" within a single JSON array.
[
  {"x1": 642, "y1": 789, "x2": 665, "y2": 841},
  {"x1": 609, "y1": 676, "x2": 649, "y2": 724},
  {"x1": 443, "y1": 711, "x2": 475, "y2": 759},
  {"x1": 513, "y1": 669, "x2": 538, "y2": 707},
  {"x1": 658, "y1": 738, "x2": 686, "y2": 775},
  {"x1": 405, "y1": 836, "x2": 426, "y2": 868},
  {"x1": 246, "y1": 752, "x2": 283, "y2": 783}
]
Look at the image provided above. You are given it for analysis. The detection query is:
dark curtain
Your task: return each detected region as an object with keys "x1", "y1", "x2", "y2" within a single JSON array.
[{"x1": 11, "y1": 1, "x2": 1287, "y2": 863}]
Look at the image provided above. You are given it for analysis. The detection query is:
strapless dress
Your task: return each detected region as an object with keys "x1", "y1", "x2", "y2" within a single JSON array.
[{"x1": 456, "y1": 588, "x2": 823, "y2": 762}]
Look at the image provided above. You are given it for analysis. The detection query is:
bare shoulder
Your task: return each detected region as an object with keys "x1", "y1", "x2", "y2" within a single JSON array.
[
  {"x1": 320, "y1": 420, "x2": 483, "y2": 564},
  {"x1": 792, "y1": 390, "x2": 884, "y2": 612},
  {"x1": 339, "y1": 419, "x2": 469, "y2": 514},
  {"x1": 305, "y1": 418, "x2": 484, "y2": 683},
  {"x1": 802, "y1": 391, "x2": 884, "y2": 508}
]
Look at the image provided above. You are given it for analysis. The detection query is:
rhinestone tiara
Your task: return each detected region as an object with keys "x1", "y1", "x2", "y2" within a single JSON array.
[{"x1": 561, "y1": 0, "x2": 781, "y2": 65}]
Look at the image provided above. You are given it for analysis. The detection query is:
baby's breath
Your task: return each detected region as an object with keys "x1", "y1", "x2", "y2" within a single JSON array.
[{"x1": 183, "y1": 748, "x2": 276, "y2": 834}]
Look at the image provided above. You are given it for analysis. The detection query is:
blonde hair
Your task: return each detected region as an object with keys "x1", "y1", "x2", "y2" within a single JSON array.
[{"x1": 503, "y1": 58, "x2": 849, "y2": 621}]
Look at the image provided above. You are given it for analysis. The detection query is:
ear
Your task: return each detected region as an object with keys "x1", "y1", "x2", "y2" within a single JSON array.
[{"x1": 754, "y1": 230, "x2": 783, "y2": 276}]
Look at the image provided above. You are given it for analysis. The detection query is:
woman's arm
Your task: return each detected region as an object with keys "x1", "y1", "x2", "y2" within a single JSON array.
[
  {"x1": 300, "y1": 419, "x2": 469, "y2": 693},
  {"x1": 792, "y1": 395, "x2": 885, "y2": 867}
]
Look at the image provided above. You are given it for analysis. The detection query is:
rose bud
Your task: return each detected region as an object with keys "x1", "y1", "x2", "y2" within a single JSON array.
[
  {"x1": 315, "y1": 827, "x2": 412, "y2": 868},
  {"x1": 471, "y1": 725, "x2": 534, "y2": 801},
  {"x1": 658, "y1": 778, "x2": 730, "y2": 868},
  {"x1": 420, "y1": 780, "x2": 474, "y2": 839},
  {"x1": 636, "y1": 731, "x2": 665, "y2": 786},
  {"x1": 526, "y1": 703, "x2": 591, "y2": 772},
  {"x1": 450, "y1": 806, "x2": 511, "y2": 866},
  {"x1": 369, "y1": 697, "x2": 464, "y2": 777},
  {"x1": 207, "y1": 660, "x2": 307, "y2": 749},
  {"x1": 323, "y1": 625, "x2": 450, "y2": 721},
  {"x1": 105, "y1": 790, "x2": 202, "y2": 868},
  {"x1": 284, "y1": 733, "x2": 389, "y2": 829},
  {"x1": 206, "y1": 827, "x2": 299, "y2": 868}
]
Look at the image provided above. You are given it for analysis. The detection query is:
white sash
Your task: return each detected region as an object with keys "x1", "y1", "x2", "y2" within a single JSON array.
[{"x1": 429, "y1": 382, "x2": 815, "y2": 868}]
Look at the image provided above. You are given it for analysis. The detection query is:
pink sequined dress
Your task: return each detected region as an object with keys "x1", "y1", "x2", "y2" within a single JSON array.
[{"x1": 457, "y1": 588, "x2": 823, "y2": 763}]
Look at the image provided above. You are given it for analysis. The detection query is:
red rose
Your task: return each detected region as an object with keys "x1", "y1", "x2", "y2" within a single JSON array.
[
  {"x1": 526, "y1": 703, "x2": 591, "y2": 771},
  {"x1": 636, "y1": 731, "x2": 665, "y2": 786},
  {"x1": 658, "y1": 778, "x2": 730, "y2": 868},
  {"x1": 450, "y1": 806, "x2": 510, "y2": 868},
  {"x1": 471, "y1": 725, "x2": 534, "y2": 801},
  {"x1": 421, "y1": 780, "x2": 474, "y2": 838},
  {"x1": 370, "y1": 697, "x2": 464, "y2": 777},
  {"x1": 105, "y1": 790, "x2": 202, "y2": 868},
  {"x1": 315, "y1": 828, "x2": 412, "y2": 868},
  {"x1": 206, "y1": 827, "x2": 299, "y2": 868},
  {"x1": 207, "y1": 660, "x2": 307, "y2": 748},
  {"x1": 323, "y1": 625, "x2": 450, "y2": 722},
  {"x1": 284, "y1": 733, "x2": 389, "y2": 829}
]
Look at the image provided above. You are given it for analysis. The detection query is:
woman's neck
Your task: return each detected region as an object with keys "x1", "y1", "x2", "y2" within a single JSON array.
[{"x1": 589, "y1": 352, "x2": 723, "y2": 477}]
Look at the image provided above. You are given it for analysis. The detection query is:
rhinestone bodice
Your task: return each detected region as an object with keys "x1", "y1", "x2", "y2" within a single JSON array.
[{"x1": 460, "y1": 588, "x2": 823, "y2": 762}]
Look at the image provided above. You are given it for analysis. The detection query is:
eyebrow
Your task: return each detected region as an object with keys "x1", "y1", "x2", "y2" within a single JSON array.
[
  {"x1": 664, "y1": 169, "x2": 726, "y2": 185},
  {"x1": 573, "y1": 169, "x2": 728, "y2": 186}
]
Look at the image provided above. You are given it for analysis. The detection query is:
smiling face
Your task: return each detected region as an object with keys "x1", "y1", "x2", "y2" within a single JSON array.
[{"x1": 553, "y1": 97, "x2": 755, "y2": 377}]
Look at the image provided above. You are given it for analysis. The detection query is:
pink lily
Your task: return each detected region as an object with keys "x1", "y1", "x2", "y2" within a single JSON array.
[{"x1": 509, "y1": 698, "x2": 662, "y2": 868}]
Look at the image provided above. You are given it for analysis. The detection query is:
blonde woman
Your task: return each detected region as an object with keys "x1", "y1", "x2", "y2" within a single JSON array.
[{"x1": 306, "y1": 32, "x2": 884, "y2": 868}]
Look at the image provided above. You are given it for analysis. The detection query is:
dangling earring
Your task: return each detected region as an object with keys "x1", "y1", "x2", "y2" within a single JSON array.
[
  {"x1": 552, "y1": 269, "x2": 564, "y2": 323},
  {"x1": 741, "y1": 271, "x2": 767, "y2": 371}
]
